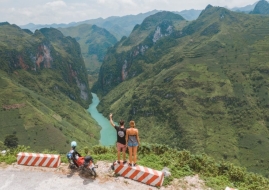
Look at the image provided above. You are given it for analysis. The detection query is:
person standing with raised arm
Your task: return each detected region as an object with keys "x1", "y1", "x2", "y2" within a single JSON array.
[
  {"x1": 126, "y1": 120, "x2": 140, "y2": 167},
  {"x1": 109, "y1": 113, "x2": 127, "y2": 164}
]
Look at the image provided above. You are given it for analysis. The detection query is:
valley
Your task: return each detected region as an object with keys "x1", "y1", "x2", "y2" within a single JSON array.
[
  {"x1": 0, "y1": 23, "x2": 101, "y2": 152},
  {"x1": 2, "y1": 0, "x2": 269, "y2": 181},
  {"x1": 87, "y1": 93, "x2": 116, "y2": 146},
  {"x1": 92, "y1": 5, "x2": 269, "y2": 176}
]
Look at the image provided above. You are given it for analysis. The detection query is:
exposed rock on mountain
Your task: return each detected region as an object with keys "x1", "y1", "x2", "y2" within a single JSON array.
[
  {"x1": 93, "y1": 11, "x2": 186, "y2": 94},
  {"x1": 0, "y1": 23, "x2": 100, "y2": 151}
]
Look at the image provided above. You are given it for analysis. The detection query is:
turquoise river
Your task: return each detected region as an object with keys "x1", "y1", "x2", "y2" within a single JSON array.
[{"x1": 87, "y1": 93, "x2": 117, "y2": 146}]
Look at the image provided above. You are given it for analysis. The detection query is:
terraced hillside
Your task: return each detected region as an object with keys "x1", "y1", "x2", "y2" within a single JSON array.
[
  {"x1": 0, "y1": 23, "x2": 100, "y2": 152},
  {"x1": 93, "y1": 7, "x2": 269, "y2": 176}
]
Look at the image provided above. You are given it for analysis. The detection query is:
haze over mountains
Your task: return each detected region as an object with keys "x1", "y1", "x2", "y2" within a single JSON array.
[
  {"x1": 230, "y1": 1, "x2": 258, "y2": 12},
  {"x1": 18, "y1": 1, "x2": 262, "y2": 84},
  {"x1": 20, "y1": 1, "x2": 259, "y2": 40},
  {"x1": 58, "y1": 24, "x2": 117, "y2": 74}
]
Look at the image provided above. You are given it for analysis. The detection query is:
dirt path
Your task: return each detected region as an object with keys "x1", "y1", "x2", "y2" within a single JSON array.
[{"x1": 0, "y1": 162, "x2": 209, "y2": 190}]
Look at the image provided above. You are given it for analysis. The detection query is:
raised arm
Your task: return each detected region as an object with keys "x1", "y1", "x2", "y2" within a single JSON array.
[{"x1": 109, "y1": 113, "x2": 116, "y2": 127}]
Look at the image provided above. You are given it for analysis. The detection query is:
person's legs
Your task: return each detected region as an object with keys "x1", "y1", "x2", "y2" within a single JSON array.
[
  {"x1": 133, "y1": 146, "x2": 138, "y2": 164},
  {"x1": 117, "y1": 151, "x2": 121, "y2": 161},
  {"x1": 128, "y1": 146, "x2": 133, "y2": 164},
  {"x1": 116, "y1": 143, "x2": 121, "y2": 162},
  {"x1": 121, "y1": 144, "x2": 127, "y2": 162},
  {"x1": 118, "y1": 143, "x2": 127, "y2": 162},
  {"x1": 123, "y1": 151, "x2": 126, "y2": 162}
]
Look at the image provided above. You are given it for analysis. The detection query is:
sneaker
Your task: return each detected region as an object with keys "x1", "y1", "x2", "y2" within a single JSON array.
[
  {"x1": 117, "y1": 160, "x2": 120, "y2": 164},
  {"x1": 123, "y1": 160, "x2": 127, "y2": 164},
  {"x1": 133, "y1": 163, "x2": 137, "y2": 166},
  {"x1": 128, "y1": 163, "x2": 132, "y2": 167}
]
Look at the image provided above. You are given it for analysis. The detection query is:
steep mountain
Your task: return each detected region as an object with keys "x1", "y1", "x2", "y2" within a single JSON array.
[
  {"x1": 58, "y1": 24, "x2": 117, "y2": 74},
  {"x1": 20, "y1": 10, "x2": 160, "y2": 40},
  {"x1": 231, "y1": 2, "x2": 258, "y2": 13},
  {"x1": 79, "y1": 10, "x2": 161, "y2": 40},
  {"x1": 251, "y1": 0, "x2": 269, "y2": 14},
  {"x1": 0, "y1": 22, "x2": 100, "y2": 152},
  {"x1": 93, "y1": 7, "x2": 269, "y2": 176},
  {"x1": 20, "y1": 9, "x2": 201, "y2": 41},
  {"x1": 93, "y1": 11, "x2": 187, "y2": 93}
]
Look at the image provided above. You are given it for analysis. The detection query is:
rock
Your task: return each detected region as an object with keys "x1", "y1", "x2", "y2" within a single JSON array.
[{"x1": 225, "y1": 187, "x2": 238, "y2": 190}]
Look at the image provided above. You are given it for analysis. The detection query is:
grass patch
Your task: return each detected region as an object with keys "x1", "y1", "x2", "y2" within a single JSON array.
[{"x1": 1, "y1": 143, "x2": 269, "y2": 189}]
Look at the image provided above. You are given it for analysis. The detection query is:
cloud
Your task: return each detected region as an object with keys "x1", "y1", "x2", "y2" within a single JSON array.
[
  {"x1": 0, "y1": 0, "x2": 258, "y2": 25},
  {"x1": 45, "y1": 1, "x2": 67, "y2": 8},
  {"x1": 97, "y1": 0, "x2": 106, "y2": 4}
]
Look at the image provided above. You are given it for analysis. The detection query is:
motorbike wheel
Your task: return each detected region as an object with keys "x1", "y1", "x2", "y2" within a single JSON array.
[
  {"x1": 90, "y1": 168, "x2": 97, "y2": 178},
  {"x1": 69, "y1": 164, "x2": 76, "y2": 170}
]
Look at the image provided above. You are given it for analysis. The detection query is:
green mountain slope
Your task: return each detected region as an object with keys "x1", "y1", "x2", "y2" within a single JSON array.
[
  {"x1": 251, "y1": 0, "x2": 269, "y2": 14},
  {"x1": 93, "y1": 8, "x2": 269, "y2": 176},
  {"x1": 0, "y1": 23, "x2": 100, "y2": 152},
  {"x1": 58, "y1": 24, "x2": 117, "y2": 74}
]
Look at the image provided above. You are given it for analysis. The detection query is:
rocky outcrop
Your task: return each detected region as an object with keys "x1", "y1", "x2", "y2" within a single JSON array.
[
  {"x1": 153, "y1": 24, "x2": 173, "y2": 43},
  {"x1": 93, "y1": 12, "x2": 184, "y2": 95},
  {"x1": 35, "y1": 44, "x2": 53, "y2": 69},
  {"x1": 0, "y1": 23, "x2": 90, "y2": 107},
  {"x1": 75, "y1": 78, "x2": 88, "y2": 101}
]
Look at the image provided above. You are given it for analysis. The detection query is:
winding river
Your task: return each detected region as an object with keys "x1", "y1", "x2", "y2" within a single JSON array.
[{"x1": 87, "y1": 93, "x2": 116, "y2": 146}]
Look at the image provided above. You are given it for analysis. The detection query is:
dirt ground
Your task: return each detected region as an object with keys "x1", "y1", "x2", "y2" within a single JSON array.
[{"x1": 0, "y1": 161, "x2": 211, "y2": 190}]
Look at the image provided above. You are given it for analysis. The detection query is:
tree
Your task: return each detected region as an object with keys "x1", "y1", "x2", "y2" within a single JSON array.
[
  {"x1": 4, "y1": 134, "x2": 18, "y2": 148},
  {"x1": 0, "y1": 141, "x2": 6, "y2": 150}
]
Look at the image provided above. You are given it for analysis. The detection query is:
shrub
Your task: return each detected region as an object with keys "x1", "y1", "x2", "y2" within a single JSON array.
[
  {"x1": 0, "y1": 141, "x2": 6, "y2": 150},
  {"x1": 1, "y1": 143, "x2": 269, "y2": 189},
  {"x1": 84, "y1": 146, "x2": 89, "y2": 155},
  {"x1": 4, "y1": 134, "x2": 18, "y2": 148},
  {"x1": 0, "y1": 145, "x2": 30, "y2": 164},
  {"x1": 92, "y1": 145, "x2": 112, "y2": 154}
]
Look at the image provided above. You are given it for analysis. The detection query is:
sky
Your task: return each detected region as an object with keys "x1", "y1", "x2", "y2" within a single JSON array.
[{"x1": 0, "y1": 0, "x2": 259, "y2": 26}]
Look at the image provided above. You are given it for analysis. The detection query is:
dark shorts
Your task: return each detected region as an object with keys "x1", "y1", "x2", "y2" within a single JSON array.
[
  {"x1": 117, "y1": 142, "x2": 127, "y2": 152},
  {"x1": 127, "y1": 141, "x2": 138, "y2": 147}
]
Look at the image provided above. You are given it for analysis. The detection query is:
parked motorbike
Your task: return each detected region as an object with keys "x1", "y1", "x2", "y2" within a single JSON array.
[{"x1": 68, "y1": 155, "x2": 98, "y2": 178}]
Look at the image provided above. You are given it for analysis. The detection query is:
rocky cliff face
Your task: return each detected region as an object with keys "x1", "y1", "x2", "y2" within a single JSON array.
[
  {"x1": 93, "y1": 11, "x2": 185, "y2": 95},
  {"x1": 6, "y1": 43, "x2": 53, "y2": 70},
  {"x1": 35, "y1": 44, "x2": 53, "y2": 69},
  {"x1": 58, "y1": 24, "x2": 118, "y2": 74},
  {"x1": 0, "y1": 22, "x2": 100, "y2": 151},
  {"x1": 152, "y1": 22, "x2": 173, "y2": 43},
  {"x1": 0, "y1": 23, "x2": 90, "y2": 107}
]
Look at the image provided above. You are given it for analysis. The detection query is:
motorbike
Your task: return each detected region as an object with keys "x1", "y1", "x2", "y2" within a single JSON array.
[{"x1": 68, "y1": 154, "x2": 98, "y2": 178}]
